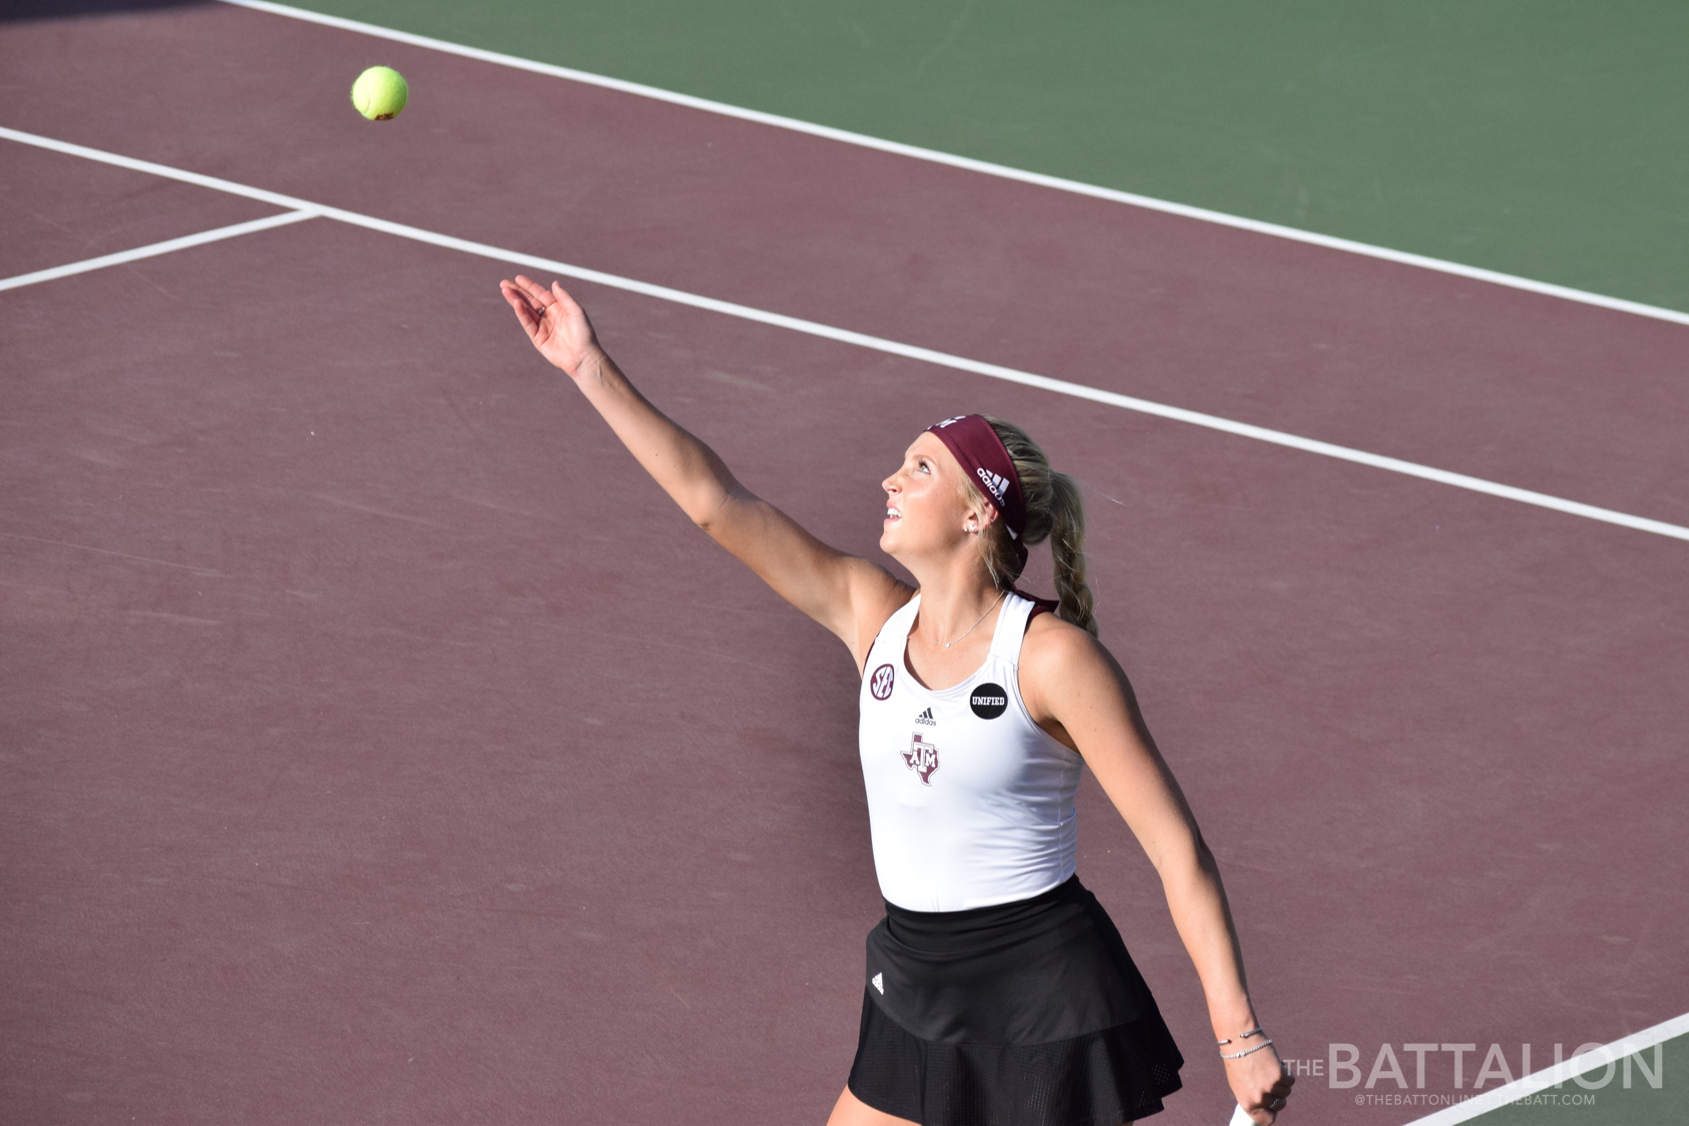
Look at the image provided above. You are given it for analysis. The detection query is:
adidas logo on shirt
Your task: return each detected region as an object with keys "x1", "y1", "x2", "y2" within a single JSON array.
[
  {"x1": 914, "y1": 707, "x2": 937, "y2": 726},
  {"x1": 872, "y1": 972, "x2": 884, "y2": 995}
]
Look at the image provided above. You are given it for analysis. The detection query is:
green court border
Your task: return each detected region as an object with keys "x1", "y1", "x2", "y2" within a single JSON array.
[
  {"x1": 220, "y1": 0, "x2": 1689, "y2": 332},
  {"x1": 1409, "y1": 1015, "x2": 1687, "y2": 1126}
]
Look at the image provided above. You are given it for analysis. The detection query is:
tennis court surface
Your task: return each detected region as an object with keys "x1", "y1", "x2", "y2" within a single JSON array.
[{"x1": 3, "y1": 3, "x2": 1686, "y2": 1124}]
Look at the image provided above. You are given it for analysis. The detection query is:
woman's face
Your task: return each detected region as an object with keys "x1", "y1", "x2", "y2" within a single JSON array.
[{"x1": 880, "y1": 432, "x2": 992, "y2": 561}]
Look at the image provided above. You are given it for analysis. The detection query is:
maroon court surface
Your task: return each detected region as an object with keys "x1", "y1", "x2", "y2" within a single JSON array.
[{"x1": 3, "y1": 5, "x2": 1687, "y2": 1124}]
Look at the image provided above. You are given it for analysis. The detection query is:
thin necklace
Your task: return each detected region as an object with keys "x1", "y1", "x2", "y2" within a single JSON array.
[{"x1": 931, "y1": 589, "x2": 1006, "y2": 649}]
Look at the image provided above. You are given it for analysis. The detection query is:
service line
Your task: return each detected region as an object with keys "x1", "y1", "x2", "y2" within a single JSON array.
[
  {"x1": 3, "y1": 125, "x2": 1686, "y2": 546},
  {"x1": 0, "y1": 210, "x2": 318, "y2": 293}
]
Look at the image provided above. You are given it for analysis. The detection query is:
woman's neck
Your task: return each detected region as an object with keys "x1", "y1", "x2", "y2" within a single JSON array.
[{"x1": 907, "y1": 563, "x2": 1005, "y2": 651}]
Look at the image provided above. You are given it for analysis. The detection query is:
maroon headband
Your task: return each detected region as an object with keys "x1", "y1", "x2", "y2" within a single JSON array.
[{"x1": 925, "y1": 414, "x2": 1028, "y2": 566}]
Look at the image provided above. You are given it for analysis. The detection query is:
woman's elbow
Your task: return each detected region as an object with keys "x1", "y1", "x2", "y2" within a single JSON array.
[
  {"x1": 689, "y1": 485, "x2": 741, "y2": 534},
  {"x1": 1150, "y1": 829, "x2": 1219, "y2": 884}
]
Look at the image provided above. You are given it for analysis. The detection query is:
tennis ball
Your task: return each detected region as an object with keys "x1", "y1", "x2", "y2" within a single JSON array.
[{"x1": 351, "y1": 66, "x2": 408, "y2": 121}]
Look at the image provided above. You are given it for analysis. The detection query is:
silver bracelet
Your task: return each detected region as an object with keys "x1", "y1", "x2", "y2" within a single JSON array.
[
  {"x1": 1220, "y1": 1038, "x2": 1275, "y2": 1060},
  {"x1": 1217, "y1": 1026, "x2": 1269, "y2": 1059}
]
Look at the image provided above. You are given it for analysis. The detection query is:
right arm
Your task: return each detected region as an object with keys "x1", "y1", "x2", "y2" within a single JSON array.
[{"x1": 500, "y1": 276, "x2": 909, "y2": 668}]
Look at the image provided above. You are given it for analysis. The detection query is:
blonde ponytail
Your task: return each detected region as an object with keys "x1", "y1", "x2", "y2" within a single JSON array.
[
  {"x1": 1046, "y1": 470, "x2": 1096, "y2": 637},
  {"x1": 970, "y1": 417, "x2": 1099, "y2": 638}
]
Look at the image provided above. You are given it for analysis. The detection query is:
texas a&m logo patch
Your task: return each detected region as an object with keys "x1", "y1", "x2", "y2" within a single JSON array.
[{"x1": 903, "y1": 734, "x2": 939, "y2": 785}]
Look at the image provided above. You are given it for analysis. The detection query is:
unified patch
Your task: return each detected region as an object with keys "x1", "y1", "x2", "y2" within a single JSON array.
[{"x1": 969, "y1": 682, "x2": 1008, "y2": 719}]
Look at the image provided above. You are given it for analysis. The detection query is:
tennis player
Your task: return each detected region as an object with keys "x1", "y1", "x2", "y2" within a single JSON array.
[{"x1": 500, "y1": 276, "x2": 1294, "y2": 1125}]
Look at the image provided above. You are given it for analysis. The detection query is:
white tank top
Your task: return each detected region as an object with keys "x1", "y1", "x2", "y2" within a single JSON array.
[{"x1": 858, "y1": 591, "x2": 1083, "y2": 911}]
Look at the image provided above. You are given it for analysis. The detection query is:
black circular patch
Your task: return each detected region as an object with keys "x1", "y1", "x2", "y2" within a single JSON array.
[{"x1": 969, "y1": 682, "x2": 1009, "y2": 719}]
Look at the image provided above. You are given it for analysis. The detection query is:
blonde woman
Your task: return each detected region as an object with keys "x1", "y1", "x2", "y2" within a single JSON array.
[{"x1": 500, "y1": 276, "x2": 1293, "y2": 1126}]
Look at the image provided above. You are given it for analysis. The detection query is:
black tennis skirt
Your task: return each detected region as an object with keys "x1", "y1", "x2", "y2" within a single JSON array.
[{"x1": 847, "y1": 874, "x2": 1183, "y2": 1126}]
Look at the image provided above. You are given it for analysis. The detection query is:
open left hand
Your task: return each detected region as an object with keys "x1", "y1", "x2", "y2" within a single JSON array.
[
  {"x1": 1227, "y1": 1042, "x2": 1294, "y2": 1123},
  {"x1": 499, "y1": 275, "x2": 603, "y2": 379}
]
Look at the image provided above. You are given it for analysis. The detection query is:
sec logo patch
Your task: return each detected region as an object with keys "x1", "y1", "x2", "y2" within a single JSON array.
[{"x1": 869, "y1": 663, "x2": 896, "y2": 701}]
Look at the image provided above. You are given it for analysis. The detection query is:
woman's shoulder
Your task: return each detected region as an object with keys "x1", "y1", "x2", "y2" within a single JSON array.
[
  {"x1": 1021, "y1": 604, "x2": 1098, "y2": 648},
  {"x1": 1019, "y1": 611, "x2": 1118, "y2": 691},
  {"x1": 1014, "y1": 611, "x2": 1129, "y2": 742}
]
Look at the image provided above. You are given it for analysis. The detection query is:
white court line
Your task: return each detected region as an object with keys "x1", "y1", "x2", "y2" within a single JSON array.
[
  {"x1": 0, "y1": 210, "x2": 318, "y2": 292},
  {"x1": 4, "y1": 124, "x2": 1687, "y2": 546},
  {"x1": 1405, "y1": 1010, "x2": 1689, "y2": 1125},
  {"x1": 217, "y1": 0, "x2": 1689, "y2": 329}
]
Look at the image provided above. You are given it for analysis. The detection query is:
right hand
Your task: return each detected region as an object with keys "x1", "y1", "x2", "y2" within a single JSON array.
[
  {"x1": 1227, "y1": 1041, "x2": 1294, "y2": 1123},
  {"x1": 499, "y1": 275, "x2": 603, "y2": 379}
]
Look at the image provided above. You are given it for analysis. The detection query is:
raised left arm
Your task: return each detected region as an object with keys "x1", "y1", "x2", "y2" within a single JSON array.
[{"x1": 1019, "y1": 617, "x2": 1294, "y2": 1123}]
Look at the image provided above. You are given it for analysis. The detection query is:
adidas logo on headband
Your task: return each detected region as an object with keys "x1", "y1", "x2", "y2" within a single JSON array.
[{"x1": 975, "y1": 467, "x2": 1010, "y2": 502}]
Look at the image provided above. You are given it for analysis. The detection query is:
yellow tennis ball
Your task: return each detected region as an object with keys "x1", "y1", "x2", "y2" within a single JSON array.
[{"x1": 351, "y1": 66, "x2": 408, "y2": 121}]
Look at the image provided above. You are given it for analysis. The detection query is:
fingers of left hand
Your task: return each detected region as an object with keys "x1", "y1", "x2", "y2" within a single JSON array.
[
  {"x1": 505, "y1": 293, "x2": 539, "y2": 326},
  {"x1": 500, "y1": 287, "x2": 531, "y2": 317},
  {"x1": 515, "y1": 275, "x2": 552, "y2": 304}
]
